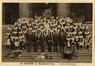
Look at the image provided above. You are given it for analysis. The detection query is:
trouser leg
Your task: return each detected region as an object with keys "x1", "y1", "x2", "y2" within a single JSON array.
[
  {"x1": 54, "y1": 44, "x2": 58, "y2": 52},
  {"x1": 26, "y1": 43, "x2": 31, "y2": 52},
  {"x1": 41, "y1": 41, "x2": 44, "y2": 52},
  {"x1": 48, "y1": 43, "x2": 52, "y2": 52}
]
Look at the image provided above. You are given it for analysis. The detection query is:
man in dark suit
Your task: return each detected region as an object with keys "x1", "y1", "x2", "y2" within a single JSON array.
[
  {"x1": 47, "y1": 32, "x2": 52, "y2": 52},
  {"x1": 25, "y1": 32, "x2": 32, "y2": 52},
  {"x1": 53, "y1": 33, "x2": 58, "y2": 52},
  {"x1": 59, "y1": 31, "x2": 66, "y2": 52}
]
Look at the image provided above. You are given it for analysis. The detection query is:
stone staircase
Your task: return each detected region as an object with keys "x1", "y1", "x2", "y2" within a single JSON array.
[{"x1": 2, "y1": 48, "x2": 92, "y2": 62}]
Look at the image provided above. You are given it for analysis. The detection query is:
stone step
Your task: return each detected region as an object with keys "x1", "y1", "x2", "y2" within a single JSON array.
[
  {"x1": 2, "y1": 52, "x2": 92, "y2": 57},
  {"x1": 2, "y1": 56, "x2": 91, "y2": 60},
  {"x1": 2, "y1": 52, "x2": 91, "y2": 58}
]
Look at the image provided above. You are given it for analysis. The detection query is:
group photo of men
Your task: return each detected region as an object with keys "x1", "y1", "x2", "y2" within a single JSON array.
[
  {"x1": 5, "y1": 16, "x2": 90, "y2": 52},
  {"x1": 2, "y1": 3, "x2": 92, "y2": 62}
]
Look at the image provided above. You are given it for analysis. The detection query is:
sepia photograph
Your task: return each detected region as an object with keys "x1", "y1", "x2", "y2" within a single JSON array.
[{"x1": 2, "y1": 3, "x2": 92, "y2": 63}]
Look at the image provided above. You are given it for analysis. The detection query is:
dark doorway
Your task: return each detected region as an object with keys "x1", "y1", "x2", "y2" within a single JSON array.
[
  {"x1": 70, "y1": 3, "x2": 92, "y2": 22},
  {"x1": 2, "y1": 3, "x2": 19, "y2": 24},
  {"x1": 29, "y1": 3, "x2": 57, "y2": 17}
]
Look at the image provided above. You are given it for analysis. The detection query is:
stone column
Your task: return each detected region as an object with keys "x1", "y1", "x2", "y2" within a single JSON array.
[
  {"x1": 19, "y1": 3, "x2": 30, "y2": 18},
  {"x1": 57, "y1": 3, "x2": 70, "y2": 17}
]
